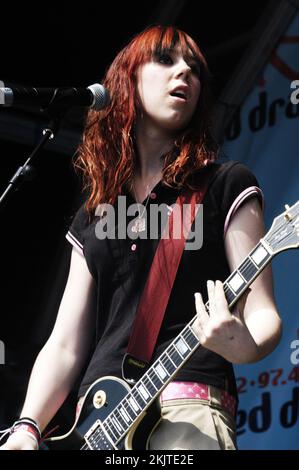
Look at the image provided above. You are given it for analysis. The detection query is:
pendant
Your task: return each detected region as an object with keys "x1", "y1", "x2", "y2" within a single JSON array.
[{"x1": 131, "y1": 217, "x2": 146, "y2": 233}]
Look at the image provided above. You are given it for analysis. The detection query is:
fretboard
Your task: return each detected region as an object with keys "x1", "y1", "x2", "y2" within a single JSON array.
[{"x1": 88, "y1": 239, "x2": 273, "y2": 448}]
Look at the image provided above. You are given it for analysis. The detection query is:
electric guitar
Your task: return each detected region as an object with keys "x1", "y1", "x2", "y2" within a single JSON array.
[{"x1": 48, "y1": 201, "x2": 299, "y2": 450}]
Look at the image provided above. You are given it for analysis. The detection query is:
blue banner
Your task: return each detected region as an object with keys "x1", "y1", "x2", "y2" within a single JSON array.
[{"x1": 222, "y1": 12, "x2": 299, "y2": 449}]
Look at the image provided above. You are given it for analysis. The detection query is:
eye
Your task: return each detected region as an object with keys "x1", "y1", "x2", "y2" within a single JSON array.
[
  {"x1": 157, "y1": 53, "x2": 173, "y2": 65},
  {"x1": 189, "y1": 62, "x2": 201, "y2": 77}
]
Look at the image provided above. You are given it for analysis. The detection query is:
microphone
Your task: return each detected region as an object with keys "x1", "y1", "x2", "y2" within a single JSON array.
[{"x1": 0, "y1": 83, "x2": 110, "y2": 111}]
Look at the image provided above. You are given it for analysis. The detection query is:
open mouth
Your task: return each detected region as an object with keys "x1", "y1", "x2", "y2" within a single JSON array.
[{"x1": 170, "y1": 91, "x2": 187, "y2": 101}]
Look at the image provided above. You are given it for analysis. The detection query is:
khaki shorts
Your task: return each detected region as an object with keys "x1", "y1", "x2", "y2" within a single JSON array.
[{"x1": 148, "y1": 385, "x2": 237, "y2": 450}]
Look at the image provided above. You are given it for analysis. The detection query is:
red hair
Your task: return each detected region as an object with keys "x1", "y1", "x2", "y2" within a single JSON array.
[{"x1": 75, "y1": 25, "x2": 218, "y2": 214}]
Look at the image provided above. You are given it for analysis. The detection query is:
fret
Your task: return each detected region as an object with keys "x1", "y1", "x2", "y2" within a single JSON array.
[
  {"x1": 222, "y1": 284, "x2": 235, "y2": 305},
  {"x1": 118, "y1": 404, "x2": 131, "y2": 423},
  {"x1": 148, "y1": 368, "x2": 163, "y2": 387},
  {"x1": 136, "y1": 383, "x2": 150, "y2": 402},
  {"x1": 145, "y1": 373, "x2": 158, "y2": 391},
  {"x1": 182, "y1": 327, "x2": 198, "y2": 349},
  {"x1": 114, "y1": 410, "x2": 126, "y2": 430},
  {"x1": 131, "y1": 388, "x2": 146, "y2": 408},
  {"x1": 227, "y1": 270, "x2": 246, "y2": 295},
  {"x1": 102, "y1": 391, "x2": 147, "y2": 447},
  {"x1": 168, "y1": 345, "x2": 183, "y2": 366},
  {"x1": 238, "y1": 256, "x2": 258, "y2": 282},
  {"x1": 105, "y1": 422, "x2": 118, "y2": 442},
  {"x1": 154, "y1": 362, "x2": 169, "y2": 381},
  {"x1": 105, "y1": 417, "x2": 120, "y2": 439},
  {"x1": 111, "y1": 416, "x2": 123, "y2": 433},
  {"x1": 142, "y1": 375, "x2": 156, "y2": 395},
  {"x1": 122, "y1": 398, "x2": 137, "y2": 419},
  {"x1": 174, "y1": 337, "x2": 190, "y2": 358},
  {"x1": 101, "y1": 421, "x2": 118, "y2": 444},
  {"x1": 165, "y1": 351, "x2": 177, "y2": 369},
  {"x1": 105, "y1": 417, "x2": 120, "y2": 440},
  {"x1": 251, "y1": 243, "x2": 271, "y2": 266},
  {"x1": 161, "y1": 352, "x2": 176, "y2": 374},
  {"x1": 222, "y1": 244, "x2": 272, "y2": 307}
]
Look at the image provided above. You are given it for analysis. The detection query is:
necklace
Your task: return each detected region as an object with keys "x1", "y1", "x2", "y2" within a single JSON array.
[
  {"x1": 131, "y1": 183, "x2": 151, "y2": 233},
  {"x1": 131, "y1": 174, "x2": 160, "y2": 233}
]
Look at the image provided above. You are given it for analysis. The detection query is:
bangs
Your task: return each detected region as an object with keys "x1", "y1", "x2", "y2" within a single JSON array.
[
  {"x1": 129, "y1": 25, "x2": 205, "y2": 70},
  {"x1": 154, "y1": 28, "x2": 201, "y2": 61}
]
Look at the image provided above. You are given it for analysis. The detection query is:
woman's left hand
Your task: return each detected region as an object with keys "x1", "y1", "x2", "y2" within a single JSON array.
[{"x1": 193, "y1": 280, "x2": 256, "y2": 363}]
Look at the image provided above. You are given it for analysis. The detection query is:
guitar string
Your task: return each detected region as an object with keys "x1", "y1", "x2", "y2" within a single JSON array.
[{"x1": 268, "y1": 230, "x2": 297, "y2": 247}]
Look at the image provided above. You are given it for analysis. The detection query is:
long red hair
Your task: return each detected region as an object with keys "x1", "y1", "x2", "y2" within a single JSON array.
[{"x1": 75, "y1": 25, "x2": 218, "y2": 214}]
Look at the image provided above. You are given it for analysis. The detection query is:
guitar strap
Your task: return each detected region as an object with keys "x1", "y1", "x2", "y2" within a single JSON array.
[{"x1": 122, "y1": 167, "x2": 215, "y2": 383}]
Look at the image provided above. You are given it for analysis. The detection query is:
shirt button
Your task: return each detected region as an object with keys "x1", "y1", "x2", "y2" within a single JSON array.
[
  {"x1": 150, "y1": 192, "x2": 157, "y2": 199},
  {"x1": 131, "y1": 243, "x2": 137, "y2": 251}
]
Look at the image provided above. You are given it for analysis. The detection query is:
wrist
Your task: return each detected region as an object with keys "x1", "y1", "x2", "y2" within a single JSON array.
[
  {"x1": 9, "y1": 417, "x2": 41, "y2": 449},
  {"x1": 8, "y1": 428, "x2": 39, "y2": 449},
  {"x1": 226, "y1": 327, "x2": 259, "y2": 364}
]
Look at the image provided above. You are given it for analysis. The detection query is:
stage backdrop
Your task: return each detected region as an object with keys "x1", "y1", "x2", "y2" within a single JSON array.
[
  {"x1": 222, "y1": 11, "x2": 299, "y2": 449},
  {"x1": 223, "y1": 10, "x2": 299, "y2": 449}
]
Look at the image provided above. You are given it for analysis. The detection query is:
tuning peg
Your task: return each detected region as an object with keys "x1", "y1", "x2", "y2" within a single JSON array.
[{"x1": 284, "y1": 204, "x2": 293, "y2": 221}]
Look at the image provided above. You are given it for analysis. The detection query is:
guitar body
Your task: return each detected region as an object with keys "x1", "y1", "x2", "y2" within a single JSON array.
[{"x1": 47, "y1": 376, "x2": 161, "y2": 450}]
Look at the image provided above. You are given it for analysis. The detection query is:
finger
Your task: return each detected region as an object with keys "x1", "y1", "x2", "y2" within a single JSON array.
[
  {"x1": 194, "y1": 292, "x2": 209, "y2": 324},
  {"x1": 214, "y1": 280, "x2": 231, "y2": 317},
  {"x1": 207, "y1": 280, "x2": 216, "y2": 317},
  {"x1": 194, "y1": 293, "x2": 208, "y2": 341}
]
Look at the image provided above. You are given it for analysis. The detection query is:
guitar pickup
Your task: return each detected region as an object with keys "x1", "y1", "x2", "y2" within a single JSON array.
[{"x1": 84, "y1": 419, "x2": 101, "y2": 440}]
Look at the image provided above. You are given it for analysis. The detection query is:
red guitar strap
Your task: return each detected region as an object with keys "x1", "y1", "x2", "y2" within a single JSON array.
[{"x1": 122, "y1": 173, "x2": 212, "y2": 382}]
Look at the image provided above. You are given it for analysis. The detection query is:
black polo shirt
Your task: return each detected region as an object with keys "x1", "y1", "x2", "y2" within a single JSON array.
[{"x1": 66, "y1": 161, "x2": 263, "y2": 398}]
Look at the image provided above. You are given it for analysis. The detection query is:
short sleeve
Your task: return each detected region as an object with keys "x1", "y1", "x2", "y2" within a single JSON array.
[
  {"x1": 65, "y1": 202, "x2": 90, "y2": 256},
  {"x1": 220, "y1": 162, "x2": 264, "y2": 237}
]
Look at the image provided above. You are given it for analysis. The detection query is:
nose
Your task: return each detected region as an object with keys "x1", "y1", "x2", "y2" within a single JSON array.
[{"x1": 174, "y1": 58, "x2": 192, "y2": 80}]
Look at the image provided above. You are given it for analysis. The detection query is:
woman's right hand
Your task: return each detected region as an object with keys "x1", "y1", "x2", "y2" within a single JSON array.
[{"x1": 0, "y1": 432, "x2": 38, "y2": 450}]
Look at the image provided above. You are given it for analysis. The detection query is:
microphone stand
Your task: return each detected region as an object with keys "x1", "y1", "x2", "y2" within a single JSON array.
[{"x1": 0, "y1": 90, "x2": 76, "y2": 209}]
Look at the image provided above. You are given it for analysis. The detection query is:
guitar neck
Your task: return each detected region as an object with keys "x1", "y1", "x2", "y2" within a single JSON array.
[{"x1": 100, "y1": 239, "x2": 274, "y2": 445}]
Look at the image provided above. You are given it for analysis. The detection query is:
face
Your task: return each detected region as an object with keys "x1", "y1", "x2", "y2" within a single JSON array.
[{"x1": 136, "y1": 46, "x2": 201, "y2": 134}]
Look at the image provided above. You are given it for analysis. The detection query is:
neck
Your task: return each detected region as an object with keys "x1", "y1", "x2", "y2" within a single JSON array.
[{"x1": 134, "y1": 121, "x2": 176, "y2": 180}]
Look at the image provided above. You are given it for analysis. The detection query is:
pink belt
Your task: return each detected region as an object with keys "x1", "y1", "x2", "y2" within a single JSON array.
[{"x1": 161, "y1": 381, "x2": 236, "y2": 417}]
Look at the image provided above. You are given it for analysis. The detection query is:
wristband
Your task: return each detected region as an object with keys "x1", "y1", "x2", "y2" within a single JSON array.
[{"x1": 12, "y1": 418, "x2": 41, "y2": 441}]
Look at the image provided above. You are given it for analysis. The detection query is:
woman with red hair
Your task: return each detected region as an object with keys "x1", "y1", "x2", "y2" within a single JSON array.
[{"x1": 1, "y1": 25, "x2": 281, "y2": 450}]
